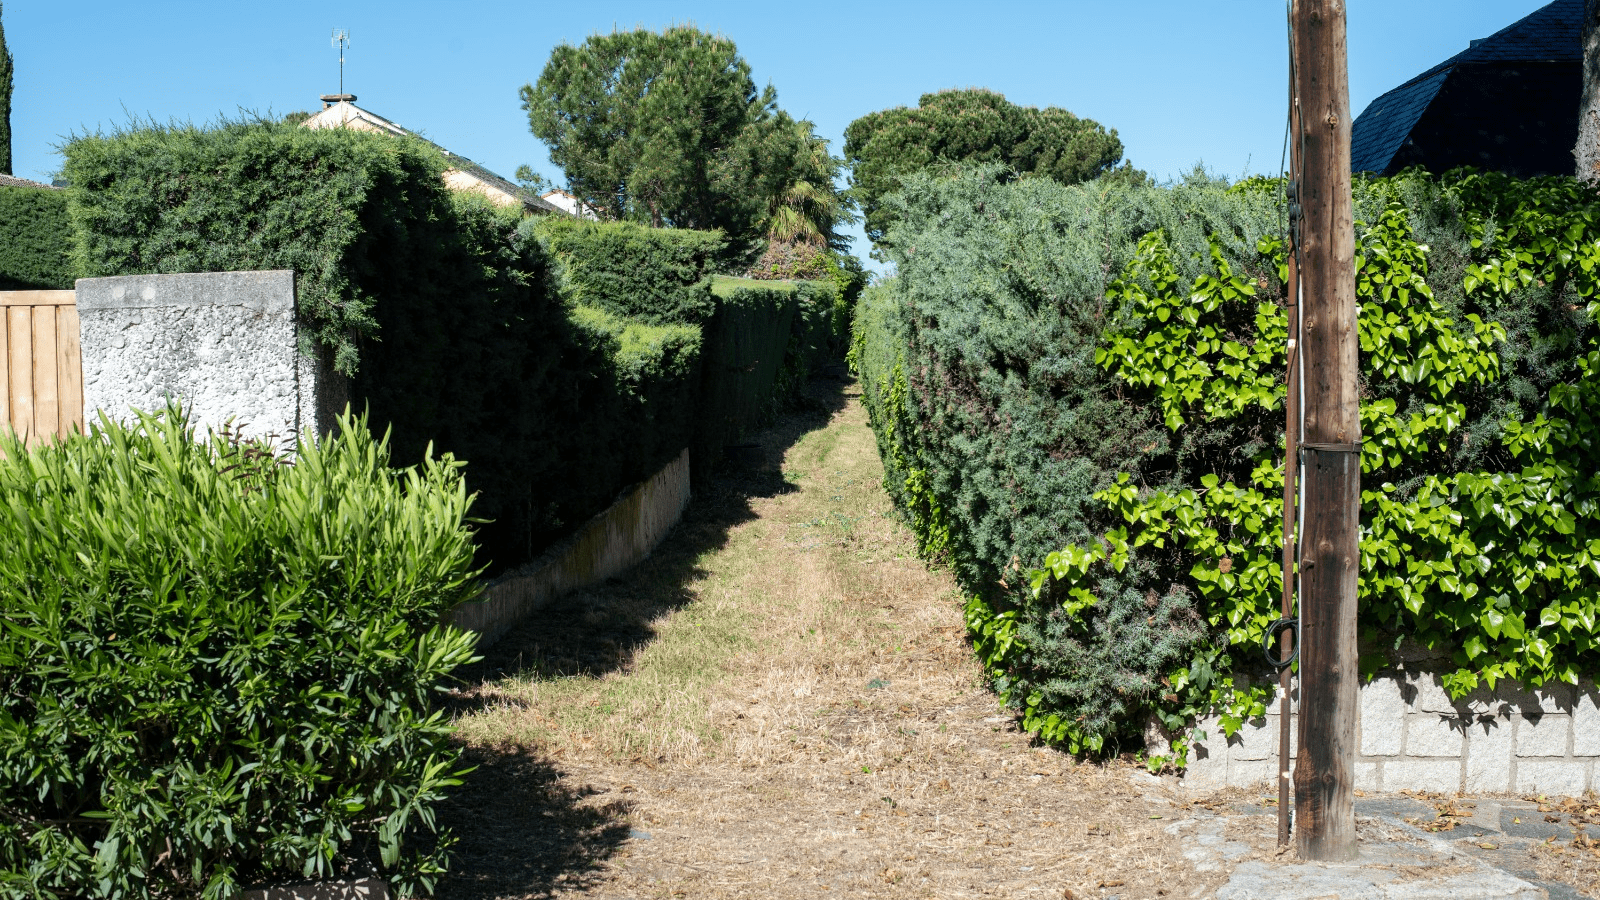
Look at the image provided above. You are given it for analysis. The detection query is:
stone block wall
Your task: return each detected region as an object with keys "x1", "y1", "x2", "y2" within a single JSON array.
[
  {"x1": 1182, "y1": 669, "x2": 1600, "y2": 797},
  {"x1": 76, "y1": 270, "x2": 345, "y2": 444}
]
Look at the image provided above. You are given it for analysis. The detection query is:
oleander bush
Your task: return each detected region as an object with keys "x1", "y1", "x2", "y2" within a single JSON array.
[
  {"x1": 0, "y1": 406, "x2": 480, "y2": 898},
  {"x1": 855, "y1": 164, "x2": 1599, "y2": 759},
  {"x1": 0, "y1": 183, "x2": 75, "y2": 290}
]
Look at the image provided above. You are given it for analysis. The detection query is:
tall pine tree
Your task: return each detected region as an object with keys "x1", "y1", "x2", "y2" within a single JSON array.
[{"x1": 0, "y1": 2, "x2": 12, "y2": 176}]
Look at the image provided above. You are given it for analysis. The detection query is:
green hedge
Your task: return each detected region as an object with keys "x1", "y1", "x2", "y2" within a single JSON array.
[
  {"x1": 855, "y1": 165, "x2": 1594, "y2": 757},
  {"x1": 0, "y1": 408, "x2": 479, "y2": 898},
  {"x1": 0, "y1": 184, "x2": 75, "y2": 290},
  {"x1": 62, "y1": 120, "x2": 588, "y2": 571},
  {"x1": 532, "y1": 217, "x2": 725, "y2": 325},
  {"x1": 561, "y1": 303, "x2": 704, "y2": 515}
]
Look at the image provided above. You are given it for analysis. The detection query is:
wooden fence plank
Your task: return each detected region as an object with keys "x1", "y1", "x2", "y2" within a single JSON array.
[
  {"x1": 7, "y1": 307, "x2": 34, "y2": 446},
  {"x1": 0, "y1": 307, "x2": 9, "y2": 437},
  {"x1": 58, "y1": 305, "x2": 83, "y2": 436},
  {"x1": 0, "y1": 290, "x2": 76, "y2": 307},
  {"x1": 32, "y1": 305, "x2": 59, "y2": 445}
]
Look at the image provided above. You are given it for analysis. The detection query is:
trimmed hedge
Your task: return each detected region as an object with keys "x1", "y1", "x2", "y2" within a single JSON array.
[
  {"x1": 854, "y1": 165, "x2": 1592, "y2": 754},
  {"x1": 61, "y1": 121, "x2": 588, "y2": 570},
  {"x1": 0, "y1": 184, "x2": 75, "y2": 290},
  {"x1": 532, "y1": 216, "x2": 725, "y2": 325},
  {"x1": 0, "y1": 407, "x2": 480, "y2": 898}
]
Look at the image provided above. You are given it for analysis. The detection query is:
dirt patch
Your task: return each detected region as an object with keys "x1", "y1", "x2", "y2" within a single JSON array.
[{"x1": 437, "y1": 378, "x2": 1227, "y2": 899}]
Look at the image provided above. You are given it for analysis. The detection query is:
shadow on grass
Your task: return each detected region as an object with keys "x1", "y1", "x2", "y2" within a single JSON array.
[
  {"x1": 431, "y1": 744, "x2": 631, "y2": 900},
  {"x1": 432, "y1": 372, "x2": 851, "y2": 898}
]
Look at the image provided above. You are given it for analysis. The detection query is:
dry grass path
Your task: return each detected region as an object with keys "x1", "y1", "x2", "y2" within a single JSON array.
[{"x1": 434, "y1": 377, "x2": 1231, "y2": 899}]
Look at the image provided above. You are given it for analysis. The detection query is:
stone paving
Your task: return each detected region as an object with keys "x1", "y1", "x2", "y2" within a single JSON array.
[{"x1": 1161, "y1": 789, "x2": 1595, "y2": 899}]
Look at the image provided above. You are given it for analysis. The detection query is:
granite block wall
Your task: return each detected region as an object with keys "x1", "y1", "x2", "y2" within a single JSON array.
[{"x1": 1182, "y1": 669, "x2": 1600, "y2": 797}]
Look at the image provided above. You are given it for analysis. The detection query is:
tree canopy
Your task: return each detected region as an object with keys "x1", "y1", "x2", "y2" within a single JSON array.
[
  {"x1": 521, "y1": 25, "x2": 848, "y2": 257},
  {"x1": 843, "y1": 88, "x2": 1132, "y2": 244},
  {"x1": 1, "y1": 2, "x2": 13, "y2": 176}
]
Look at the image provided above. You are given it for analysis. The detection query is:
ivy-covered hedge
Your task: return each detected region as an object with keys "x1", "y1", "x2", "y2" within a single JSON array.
[
  {"x1": 855, "y1": 165, "x2": 1596, "y2": 758},
  {"x1": 0, "y1": 183, "x2": 75, "y2": 290},
  {"x1": 0, "y1": 408, "x2": 479, "y2": 898}
]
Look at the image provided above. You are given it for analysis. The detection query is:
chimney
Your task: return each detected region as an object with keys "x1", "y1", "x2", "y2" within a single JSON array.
[{"x1": 320, "y1": 93, "x2": 357, "y2": 109}]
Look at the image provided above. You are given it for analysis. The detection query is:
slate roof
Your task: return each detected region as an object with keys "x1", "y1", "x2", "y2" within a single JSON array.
[{"x1": 1350, "y1": 0, "x2": 1581, "y2": 174}]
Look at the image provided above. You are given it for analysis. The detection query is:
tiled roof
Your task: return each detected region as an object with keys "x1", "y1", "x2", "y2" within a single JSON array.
[
  {"x1": 0, "y1": 174, "x2": 58, "y2": 190},
  {"x1": 1350, "y1": 0, "x2": 1580, "y2": 173},
  {"x1": 305, "y1": 101, "x2": 559, "y2": 214}
]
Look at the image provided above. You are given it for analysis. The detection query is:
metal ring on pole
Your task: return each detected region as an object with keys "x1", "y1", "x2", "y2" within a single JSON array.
[{"x1": 1264, "y1": 617, "x2": 1299, "y2": 670}]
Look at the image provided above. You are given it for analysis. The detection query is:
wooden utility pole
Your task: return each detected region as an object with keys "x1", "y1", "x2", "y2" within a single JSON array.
[{"x1": 1290, "y1": 0, "x2": 1360, "y2": 862}]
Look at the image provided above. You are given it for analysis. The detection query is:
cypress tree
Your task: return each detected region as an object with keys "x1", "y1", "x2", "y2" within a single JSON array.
[{"x1": 0, "y1": 2, "x2": 12, "y2": 176}]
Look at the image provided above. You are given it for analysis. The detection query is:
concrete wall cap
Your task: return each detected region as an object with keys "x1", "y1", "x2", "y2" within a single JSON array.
[{"x1": 76, "y1": 270, "x2": 294, "y2": 312}]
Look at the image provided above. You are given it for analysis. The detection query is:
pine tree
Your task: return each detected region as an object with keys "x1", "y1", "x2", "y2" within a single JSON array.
[{"x1": 0, "y1": 2, "x2": 13, "y2": 176}]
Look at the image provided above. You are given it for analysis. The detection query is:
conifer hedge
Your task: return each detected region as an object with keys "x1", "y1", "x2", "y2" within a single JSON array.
[
  {"x1": 0, "y1": 183, "x2": 74, "y2": 290},
  {"x1": 855, "y1": 165, "x2": 1597, "y2": 757}
]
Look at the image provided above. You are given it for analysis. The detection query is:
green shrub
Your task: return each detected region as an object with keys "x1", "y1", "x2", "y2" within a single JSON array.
[
  {"x1": 1029, "y1": 170, "x2": 1600, "y2": 758},
  {"x1": 0, "y1": 406, "x2": 480, "y2": 898},
  {"x1": 856, "y1": 165, "x2": 1593, "y2": 756},
  {"x1": 62, "y1": 118, "x2": 448, "y2": 375},
  {"x1": 0, "y1": 184, "x2": 75, "y2": 290},
  {"x1": 561, "y1": 304, "x2": 704, "y2": 515},
  {"x1": 693, "y1": 283, "x2": 798, "y2": 479},
  {"x1": 531, "y1": 217, "x2": 726, "y2": 325},
  {"x1": 61, "y1": 120, "x2": 582, "y2": 572}
]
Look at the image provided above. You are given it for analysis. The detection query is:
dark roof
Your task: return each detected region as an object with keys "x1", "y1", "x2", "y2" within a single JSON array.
[
  {"x1": 0, "y1": 174, "x2": 58, "y2": 190},
  {"x1": 1350, "y1": 0, "x2": 1581, "y2": 174}
]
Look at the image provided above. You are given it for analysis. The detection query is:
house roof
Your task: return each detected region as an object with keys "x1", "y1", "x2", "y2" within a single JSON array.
[
  {"x1": 0, "y1": 174, "x2": 58, "y2": 190},
  {"x1": 1350, "y1": 0, "x2": 1581, "y2": 174},
  {"x1": 302, "y1": 100, "x2": 560, "y2": 214}
]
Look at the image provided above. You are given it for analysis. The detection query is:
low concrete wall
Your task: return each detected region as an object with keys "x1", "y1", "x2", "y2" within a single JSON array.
[
  {"x1": 241, "y1": 878, "x2": 387, "y2": 900},
  {"x1": 1183, "y1": 668, "x2": 1600, "y2": 796},
  {"x1": 450, "y1": 447, "x2": 692, "y2": 647},
  {"x1": 76, "y1": 270, "x2": 344, "y2": 442}
]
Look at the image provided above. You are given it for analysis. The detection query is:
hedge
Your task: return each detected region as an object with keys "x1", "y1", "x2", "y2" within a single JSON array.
[
  {"x1": 0, "y1": 184, "x2": 75, "y2": 290},
  {"x1": 62, "y1": 118, "x2": 856, "y2": 570},
  {"x1": 63, "y1": 120, "x2": 592, "y2": 571},
  {"x1": 0, "y1": 407, "x2": 480, "y2": 898},
  {"x1": 855, "y1": 165, "x2": 1595, "y2": 758},
  {"x1": 532, "y1": 216, "x2": 725, "y2": 325}
]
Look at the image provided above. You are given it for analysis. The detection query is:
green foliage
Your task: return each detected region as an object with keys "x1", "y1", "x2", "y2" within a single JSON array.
[
  {"x1": 522, "y1": 25, "x2": 845, "y2": 257},
  {"x1": 843, "y1": 89, "x2": 1130, "y2": 245},
  {"x1": 856, "y1": 163, "x2": 1600, "y2": 758},
  {"x1": 0, "y1": 184, "x2": 75, "y2": 289},
  {"x1": 1026, "y1": 169, "x2": 1600, "y2": 759},
  {"x1": 530, "y1": 216, "x2": 725, "y2": 325},
  {"x1": 0, "y1": 406, "x2": 480, "y2": 898},
  {"x1": 0, "y1": 2, "x2": 11, "y2": 176},
  {"x1": 61, "y1": 117, "x2": 456, "y2": 376}
]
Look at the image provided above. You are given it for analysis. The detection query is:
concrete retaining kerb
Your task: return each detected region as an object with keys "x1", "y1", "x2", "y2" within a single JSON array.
[{"x1": 450, "y1": 447, "x2": 692, "y2": 647}]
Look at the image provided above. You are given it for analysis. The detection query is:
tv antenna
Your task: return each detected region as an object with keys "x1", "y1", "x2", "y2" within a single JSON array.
[{"x1": 332, "y1": 29, "x2": 351, "y2": 97}]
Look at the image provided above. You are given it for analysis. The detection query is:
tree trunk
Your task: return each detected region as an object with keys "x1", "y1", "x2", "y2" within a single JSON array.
[{"x1": 1578, "y1": 0, "x2": 1600, "y2": 182}]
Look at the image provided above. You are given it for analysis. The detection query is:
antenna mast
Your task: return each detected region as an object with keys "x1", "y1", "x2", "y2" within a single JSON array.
[{"x1": 332, "y1": 29, "x2": 350, "y2": 97}]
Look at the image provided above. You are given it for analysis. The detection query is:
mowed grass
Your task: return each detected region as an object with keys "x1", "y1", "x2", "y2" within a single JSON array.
[{"x1": 449, "y1": 378, "x2": 922, "y2": 763}]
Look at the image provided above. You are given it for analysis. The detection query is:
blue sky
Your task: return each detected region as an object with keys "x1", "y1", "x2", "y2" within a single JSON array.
[{"x1": 5, "y1": 1, "x2": 1553, "y2": 257}]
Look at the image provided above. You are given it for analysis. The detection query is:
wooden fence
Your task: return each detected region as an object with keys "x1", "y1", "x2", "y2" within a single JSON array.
[{"x1": 0, "y1": 290, "x2": 83, "y2": 447}]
